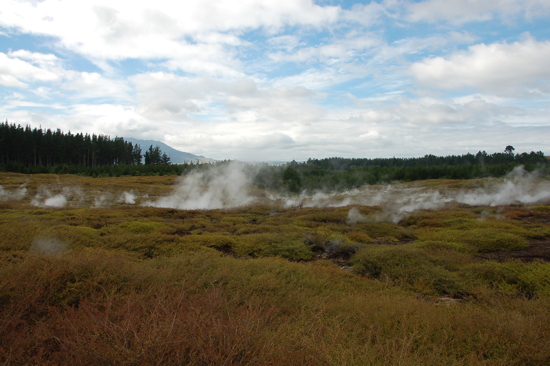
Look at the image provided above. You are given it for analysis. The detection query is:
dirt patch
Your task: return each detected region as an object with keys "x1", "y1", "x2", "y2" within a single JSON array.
[{"x1": 477, "y1": 236, "x2": 550, "y2": 262}]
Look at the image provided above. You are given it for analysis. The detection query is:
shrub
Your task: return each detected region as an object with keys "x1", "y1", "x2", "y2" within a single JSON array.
[
  {"x1": 233, "y1": 234, "x2": 313, "y2": 261},
  {"x1": 118, "y1": 221, "x2": 169, "y2": 234},
  {"x1": 346, "y1": 231, "x2": 372, "y2": 243},
  {"x1": 352, "y1": 245, "x2": 463, "y2": 295},
  {"x1": 323, "y1": 234, "x2": 363, "y2": 256},
  {"x1": 460, "y1": 260, "x2": 550, "y2": 297},
  {"x1": 417, "y1": 228, "x2": 528, "y2": 253},
  {"x1": 179, "y1": 234, "x2": 237, "y2": 250},
  {"x1": 355, "y1": 222, "x2": 411, "y2": 240}
]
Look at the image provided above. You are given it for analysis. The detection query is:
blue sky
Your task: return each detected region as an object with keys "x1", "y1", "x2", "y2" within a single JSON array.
[{"x1": 1, "y1": 0, "x2": 550, "y2": 161}]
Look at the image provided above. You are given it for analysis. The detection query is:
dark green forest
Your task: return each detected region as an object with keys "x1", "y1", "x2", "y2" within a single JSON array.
[
  {"x1": 0, "y1": 121, "x2": 143, "y2": 167},
  {"x1": 258, "y1": 150, "x2": 549, "y2": 192},
  {"x1": 0, "y1": 122, "x2": 179, "y2": 176},
  {"x1": 1, "y1": 121, "x2": 548, "y2": 190}
]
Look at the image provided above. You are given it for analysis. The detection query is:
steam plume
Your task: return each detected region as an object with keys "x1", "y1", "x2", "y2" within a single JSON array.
[
  {"x1": 30, "y1": 237, "x2": 67, "y2": 254},
  {"x1": 31, "y1": 186, "x2": 84, "y2": 208},
  {"x1": 144, "y1": 161, "x2": 254, "y2": 209},
  {"x1": 0, "y1": 183, "x2": 28, "y2": 201}
]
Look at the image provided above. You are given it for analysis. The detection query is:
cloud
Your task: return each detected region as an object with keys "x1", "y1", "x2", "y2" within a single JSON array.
[
  {"x1": 1, "y1": 0, "x2": 549, "y2": 162},
  {"x1": 131, "y1": 72, "x2": 321, "y2": 123},
  {"x1": 0, "y1": 50, "x2": 131, "y2": 102},
  {"x1": 404, "y1": 0, "x2": 550, "y2": 24},
  {"x1": 0, "y1": 0, "x2": 340, "y2": 64},
  {"x1": 267, "y1": 33, "x2": 381, "y2": 64},
  {"x1": 409, "y1": 37, "x2": 550, "y2": 97},
  {"x1": 0, "y1": 51, "x2": 60, "y2": 87}
]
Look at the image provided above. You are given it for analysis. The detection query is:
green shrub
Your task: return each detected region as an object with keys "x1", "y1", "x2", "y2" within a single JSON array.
[
  {"x1": 460, "y1": 260, "x2": 550, "y2": 297},
  {"x1": 179, "y1": 234, "x2": 237, "y2": 249},
  {"x1": 416, "y1": 228, "x2": 528, "y2": 252},
  {"x1": 412, "y1": 240, "x2": 471, "y2": 253},
  {"x1": 352, "y1": 245, "x2": 463, "y2": 295},
  {"x1": 346, "y1": 231, "x2": 372, "y2": 243},
  {"x1": 118, "y1": 221, "x2": 169, "y2": 234},
  {"x1": 355, "y1": 222, "x2": 411, "y2": 240},
  {"x1": 323, "y1": 234, "x2": 364, "y2": 255},
  {"x1": 234, "y1": 234, "x2": 313, "y2": 261}
]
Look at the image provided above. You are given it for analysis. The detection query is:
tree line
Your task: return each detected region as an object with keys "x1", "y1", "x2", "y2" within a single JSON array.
[
  {"x1": 305, "y1": 148, "x2": 547, "y2": 171},
  {"x1": 274, "y1": 148, "x2": 548, "y2": 192},
  {"x1": 0, "y1": 121, "x2": 171, "y2": 169},
  {"x1": 1, "y1": 121, "x2": 548, "y2": 189}
]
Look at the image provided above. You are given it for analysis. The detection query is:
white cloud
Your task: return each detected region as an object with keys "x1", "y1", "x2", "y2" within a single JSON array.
[
  {"x1": 131, "y1": 72, "x2": 321, "y2": 123},
  {"x1": 0, "y1": 0, "x2": 340, "y2": 64},
  {"x1": 404, "y1": 0, "x2": 550, "y2": 24},
  {"x1": 61, "y1": 71, "x2": 131, "y2": 101},
  {"x1": 0, "y1": 51, "x2": 60, "y2": 87},
  {"x1": 1, "y1": 0, "x2": 549, "y2": 162},
  {"x1": 268, "y1": 32, "x2": 381, "y2": 64},
  {"x1": 0, "y1": 50, "x2": 131, "y2": 102},
  {"x1": 340, "y1": 1, "x2": 388, "y2": 25},
  {"x1": 409, "y1": 37, "x2": 550, "y2": 97},
  {"x1": 3, "y1": 93, "x2": 548, "y2": 161},
  {"x1": 267, "y1": 35, "x2": 302, "y2": 51}
]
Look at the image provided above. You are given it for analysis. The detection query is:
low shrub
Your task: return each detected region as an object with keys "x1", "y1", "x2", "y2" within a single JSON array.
[
  {"x1": 416, "y1": 228, "x2": 528, "y2": 253},
  {"x1": 346, "y1": 231, "x2": 372, "y2": 243},
  {"x1": 355, "y1": 221, "x2": 412, "y2": 240},
  {"x1": 233, "y1": 234, "x2": 314, "y2": 261},
  {"x1": 352, "y1": 245, "x2": 463, "y2": 295},
  {"x1": 118, "y1": 221, "x2": 170, "y2": 234},
  {"x1": 179, "y1": 234, "x2": 237, "y2": 250},
  {"x1": 460, "y1": 260, "x2": 550, "y2": 297}
]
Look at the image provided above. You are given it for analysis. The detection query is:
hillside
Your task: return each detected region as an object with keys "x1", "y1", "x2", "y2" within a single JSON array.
[{"x1": 124, "y1": 137, "x2": 216, "y2": 164}]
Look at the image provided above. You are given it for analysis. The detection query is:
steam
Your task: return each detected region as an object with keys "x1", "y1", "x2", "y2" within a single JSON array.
[
  {"x1": 30, "y1": 237, "x2": 67, "y2": 254},
  {"x1": 0, "y1": 183, "x2": 28, "y2": 201},
  {"x1": 119, "y1": 191, "x2": 137, "y2": 204},
  {"x1": 31, "y1": 186, "x2": 84, "y2": 208},
  {"x1": 456, "y1": 166, "x2": 550, "y2": 206},
  {"x1": 93, "y1": 192, "x2": 114, "y2": 208},
  {"x1": 144, "y1": 161, "x2": 254, "y2": 209},
  {"x1": 346, "y1": 207, "x2": 367, "y2": 226},
  {"x1": 274, "y1": 165, "x2": 550, "y2": 223},
  {"x1": 43, "y1": 194, "x2": 68, "y2": 208},
  {"x1": 1, "y1": 164, "x2": 548, "y2": 224}
]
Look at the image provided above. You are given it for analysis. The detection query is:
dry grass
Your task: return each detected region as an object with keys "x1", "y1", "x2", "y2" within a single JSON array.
[{"x1": 1, "y1": 172, "x2": 550, "y2": 364}]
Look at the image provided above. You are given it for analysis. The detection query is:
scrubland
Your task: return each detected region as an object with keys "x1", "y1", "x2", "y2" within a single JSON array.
[{"x1": 1, "y1": 172, "x2": 550, "y2": 365}]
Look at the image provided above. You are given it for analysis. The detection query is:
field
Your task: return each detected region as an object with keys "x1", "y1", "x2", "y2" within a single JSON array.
[{"x1": 1, "y1": 172, "x2": 550, "y2": 365}]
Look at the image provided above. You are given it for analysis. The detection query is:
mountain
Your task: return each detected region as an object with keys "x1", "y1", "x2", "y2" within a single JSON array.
[{"x1": 123, "y1": 138, "x2": 216, "y2": 164}]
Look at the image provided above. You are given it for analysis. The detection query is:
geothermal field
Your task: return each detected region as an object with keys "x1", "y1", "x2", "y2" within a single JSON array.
[{"x1": 1, "y1": 167, "x2": 550, "y2": 365}]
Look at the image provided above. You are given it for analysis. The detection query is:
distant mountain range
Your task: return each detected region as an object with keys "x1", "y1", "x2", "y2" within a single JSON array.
[{"x1": 123, "y1": 138, "x2": 216, "y2": 164}]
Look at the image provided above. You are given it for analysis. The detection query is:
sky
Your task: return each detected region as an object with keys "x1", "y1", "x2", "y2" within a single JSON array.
[{"x1": 1, "y1": 0, "x2": 550, "y2": 162}]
